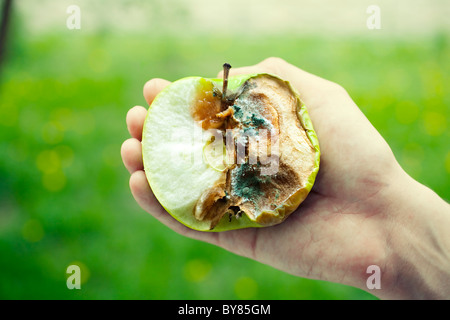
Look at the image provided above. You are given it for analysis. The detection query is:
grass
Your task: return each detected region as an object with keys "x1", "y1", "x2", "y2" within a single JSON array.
[{"x1": 0, "y1": 28, "x2": 448, "y2": 299}]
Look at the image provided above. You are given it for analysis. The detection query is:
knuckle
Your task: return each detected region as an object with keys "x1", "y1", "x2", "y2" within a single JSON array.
[
  {"x1": 258, "y1": 57, "x2": 288, "y2": 77},
  {"x1": 261, "y1": 57, "x2": 286, "y2": 66},
  {"x1": 331, "y1": 82, "x2": 347, "y2": 94},
  {"x1": 323, "y1": 81, "x2": 348, "y2": 98}
]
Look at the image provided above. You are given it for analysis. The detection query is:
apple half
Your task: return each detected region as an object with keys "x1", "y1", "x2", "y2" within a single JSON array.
[{"x1": 142, "y1": 71, "x2": 320, "y2": 231}]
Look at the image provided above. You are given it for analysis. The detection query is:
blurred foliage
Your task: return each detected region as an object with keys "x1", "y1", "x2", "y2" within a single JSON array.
[{"x1": 0, "y1": 6, "x2": 449, "y2": 300}]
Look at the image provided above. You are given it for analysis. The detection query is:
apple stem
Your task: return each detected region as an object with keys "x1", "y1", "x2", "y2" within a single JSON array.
[{"x1": 222, "y1": 63, "x2": 231, "y2": 104}]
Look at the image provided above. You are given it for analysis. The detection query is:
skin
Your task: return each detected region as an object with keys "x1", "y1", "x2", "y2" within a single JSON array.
[{"x1": 121, "y1": 57, "x2": 450, "y2": 299}]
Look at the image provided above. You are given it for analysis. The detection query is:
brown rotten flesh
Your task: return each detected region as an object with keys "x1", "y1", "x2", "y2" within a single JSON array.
[{"x1": 191, "y1": 74, "x2": 317, "y2": 230}]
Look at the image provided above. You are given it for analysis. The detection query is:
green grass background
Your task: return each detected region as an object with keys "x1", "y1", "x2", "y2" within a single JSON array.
[{"x1": 0, "y1": 6, "x2": 449, "y2": 300}]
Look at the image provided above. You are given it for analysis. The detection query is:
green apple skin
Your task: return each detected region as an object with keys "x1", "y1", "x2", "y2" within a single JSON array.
[{"x1": 142, "y1": 73, "x2": 320, "y2": 232}]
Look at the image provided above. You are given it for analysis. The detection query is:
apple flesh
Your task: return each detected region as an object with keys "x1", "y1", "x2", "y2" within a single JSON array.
[{"x1": 142, "y1": 73, "x2": 320, "y2": 231}]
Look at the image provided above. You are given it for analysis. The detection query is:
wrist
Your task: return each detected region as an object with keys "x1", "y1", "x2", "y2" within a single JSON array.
[{"x1": 378, "y1": 168, "x2": 450, "y2": 299}]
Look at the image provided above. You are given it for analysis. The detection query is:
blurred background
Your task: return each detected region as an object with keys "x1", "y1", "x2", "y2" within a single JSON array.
[{"x1": 0, "y1": 0, "x2": 448, "y2": 300}]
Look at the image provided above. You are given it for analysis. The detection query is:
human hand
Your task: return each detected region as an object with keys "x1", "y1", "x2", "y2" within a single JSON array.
[{"x1": 121, "y1": 58, "x2": 450, "y2": 299}]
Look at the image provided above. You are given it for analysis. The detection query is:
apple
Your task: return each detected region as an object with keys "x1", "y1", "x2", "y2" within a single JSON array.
[{"x1": 142, "y1": 64, "x2": 320, "y2": 231}]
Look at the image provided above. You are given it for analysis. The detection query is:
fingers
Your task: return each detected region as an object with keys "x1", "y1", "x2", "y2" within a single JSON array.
[
  {"x1": 129, "y1": 170, "x2": 218, "y2": 244},
  {"x1": 143, "y1": 78, "x2": 171, "y2": 105},
  {"x1": 126, "y1": 106, "x2": 147, "y2": 141},
  {"x1": 121, "y1": 138, "x2": 143, "y2": 174},
  {"x1": 129, "y1": 170, "x2": 164, "y2": 215},
  {"x1": 129, "y1": 170, "x2": 178, "y2": 229},
  {"x1": 123, "y1": 77, "x2": 223, "y2": 244},
  {"x1": 123, "y1": 78, "x2": 171, "y2": 174},
  {"x1": 127, "y1": 79, "x2": 168, "y2": 141}
]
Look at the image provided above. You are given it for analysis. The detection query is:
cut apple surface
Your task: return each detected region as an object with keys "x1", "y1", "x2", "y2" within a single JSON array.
[{"x1": 142, "y1": 72, "x2": 320, "y2": 231}]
